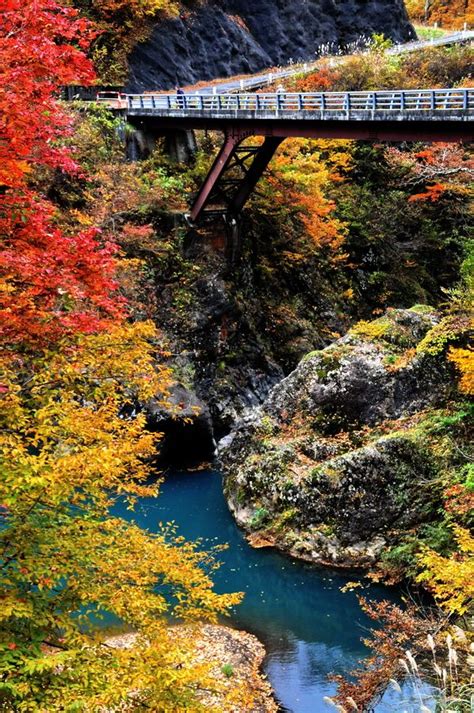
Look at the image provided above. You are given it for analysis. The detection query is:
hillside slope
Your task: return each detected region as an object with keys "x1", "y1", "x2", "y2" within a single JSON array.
[{"x1": 127, "y1": 0, "x2": 415, "y2": 90}]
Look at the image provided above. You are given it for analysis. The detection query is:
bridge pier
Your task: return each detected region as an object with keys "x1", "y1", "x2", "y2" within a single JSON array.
[
  {"x1": 126, "y1": 123, "x2": 197, "y2": 163},
  {"x1": 163, "y1": 129, "x2": 197, "y2": 163}
]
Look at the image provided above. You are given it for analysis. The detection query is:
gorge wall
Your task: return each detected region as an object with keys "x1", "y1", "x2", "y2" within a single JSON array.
[{"x1": 126, "y1": 0, "x2": 415, "y2": 91}]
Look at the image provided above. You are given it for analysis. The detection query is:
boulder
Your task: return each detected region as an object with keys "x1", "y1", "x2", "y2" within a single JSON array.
[{"x1": 220, "y1": 308, "x2": 454, "y2": 568}]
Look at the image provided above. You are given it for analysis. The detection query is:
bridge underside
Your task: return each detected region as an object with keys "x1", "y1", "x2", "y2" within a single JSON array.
[{"x1": 127, "y1": 115, "x2": 473, "y2": 223}]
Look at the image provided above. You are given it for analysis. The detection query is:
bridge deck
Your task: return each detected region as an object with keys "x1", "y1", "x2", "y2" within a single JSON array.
[
  {"x1": 127, "y1": 88, "x2": 473, "y2": 118},
  {"x1": 123, "y1": 88, "x2": 474, "y2": 222},
  {"x1": 126, "y1": 88, "x2": 474, "y2": 142}
]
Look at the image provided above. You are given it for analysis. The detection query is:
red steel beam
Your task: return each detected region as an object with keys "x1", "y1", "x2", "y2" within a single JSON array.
[
  {"x1": 189, "y1": 132, "x2": 244, "y2": 222},
  {"x1": 128, "y1": 116, "x2": 474, "y2": 143},
  {"x1": 229, "y1": 137, "x2": 284, "y2": 216}
]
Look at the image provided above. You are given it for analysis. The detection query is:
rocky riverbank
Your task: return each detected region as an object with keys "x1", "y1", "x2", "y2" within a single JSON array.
[
  {"x1": 219, "y1": 306, "x2": 468, "y2": 572},
  {"x1": 106, "y1": 625, "x2": 277, "y2": 712}
]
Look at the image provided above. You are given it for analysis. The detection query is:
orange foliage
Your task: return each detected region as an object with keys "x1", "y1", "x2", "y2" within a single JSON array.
[
  {"x1": 332, "y1": 599, "x2": 431, "y2": 711},
  {"x1": 414, "y1": 148, "x2": 439, "y2": 164},
  {"x1": 294, "y1": 66, "x2": 341, "y2": 92},
  {"x1": 407, "y1": 0, "x2": 474, "y2": 29},
  {"x1": 408, "y1": 182, "x2": 447, "y2": 202},
  {"x1": 449, "y1": 347, "x2": 474, "y2": 394},
  {"x1": 267, "y1": 138, "x2": 352, "y2": 255},
  {"x1": 444, "y1": 483, "x2": 474, "y2": 517}
]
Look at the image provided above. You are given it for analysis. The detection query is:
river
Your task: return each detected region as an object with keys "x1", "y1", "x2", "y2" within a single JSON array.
[{"x1": 113, "y1": 468, "x2": 433, "y2": 712}]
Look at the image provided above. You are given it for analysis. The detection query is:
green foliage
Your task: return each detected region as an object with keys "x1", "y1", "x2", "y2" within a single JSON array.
[
  {"x1": 409, "y1": 303, "x2": 436, "y2": 315},
  {"x1": 249, "y1": 507, "x2": 270, "y2": 530},
  {"x1": 418, "y1": 403, "x2": 473, "y2": 435},
  {"x1": 464, "y1": 463, "x2": 474, "y2": 492},
  {"x1": 221, "y1": 663, "x2": 234, "y2": 678},
  {"x1": 414, "y1": 25, "x2": 447, "y2": 40},
  {"x1": 302, "y1": 349, "x2": 322, "y2": 362},
  {"x1": 369, "y1": 33, "x2": 393, "y2": 52},
  {"x1": 381, "y1": 539, "x2": 420, "y2": 576},
  {"x1": 72, "y1": 102, "x2": 127, "y2": 165},
  {"x1": 259, "y1": 416, "x2": 277, "y2": 437},
  {"x1": 273, "y1": 508, "x2": 298, "y2": 532},
  {"x1": 419, "y1": 521, "x2": 455, "y2": 555},
  {"x1": 382, "y1": 521, "x2": 455, "y2": 576}
]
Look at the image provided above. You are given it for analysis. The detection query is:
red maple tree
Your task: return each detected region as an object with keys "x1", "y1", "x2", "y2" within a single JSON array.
[{"x1": 0, "y1": 0, "x2": 125, "y2": 347}]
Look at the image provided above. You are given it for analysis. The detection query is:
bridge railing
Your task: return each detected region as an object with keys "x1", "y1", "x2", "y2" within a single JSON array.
[{"x1": 126, "y1": 88, "x2": 473, "y2": 115}]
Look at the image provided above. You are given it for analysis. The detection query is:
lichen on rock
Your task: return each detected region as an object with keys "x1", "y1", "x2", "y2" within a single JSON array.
[{"x1": 219, "y1": 307, "x2": 459, "y2": 570}]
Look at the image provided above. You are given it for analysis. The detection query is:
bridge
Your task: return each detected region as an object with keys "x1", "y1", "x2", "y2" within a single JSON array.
[{"x1": 123, "y1": 87, "x2": 474, "y2": 223}]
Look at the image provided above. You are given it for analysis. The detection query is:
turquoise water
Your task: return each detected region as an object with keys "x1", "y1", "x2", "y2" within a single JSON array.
[{"x1": 113, "y1": 469, "x2": 431, "y2": 712}]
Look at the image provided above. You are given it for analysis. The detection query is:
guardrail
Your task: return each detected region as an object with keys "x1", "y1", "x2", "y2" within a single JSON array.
[
  {"x1": 202, "y1": 31, "x2": 474, "y2": 94},
  {"x1": 390, "y1": 29, "x2": 474, "y2": 55},
  {"x1": 126, "y1": 88, "x2": 474, "y2": 117},
  {"x1": 61, "y1": 31, "x2": 473, "y2": 102}
]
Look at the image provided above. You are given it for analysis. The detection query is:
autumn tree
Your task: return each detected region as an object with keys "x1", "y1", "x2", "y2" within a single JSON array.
[
  {"x1": 417, "y1": 527, "x2": 474, "y2": 614},
  {"x1": 257, "y1": 137, "x2": 352, "y2": 257},
  {"x1": 0, "y1": 2, "x2": 244, "y2": 710},
  {"x1": 405, "y1": 0, "x2": 474, "y2": 29}
]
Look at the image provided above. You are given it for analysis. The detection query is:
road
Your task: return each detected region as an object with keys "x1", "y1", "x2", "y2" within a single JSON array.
[{"x1": 185, "y1": 31, "x2": 473, "y2": 96}]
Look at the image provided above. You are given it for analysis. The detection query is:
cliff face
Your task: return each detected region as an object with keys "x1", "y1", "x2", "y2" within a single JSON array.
[
  {"x1": 126, "y1": 0, "x2": 415, "y2": 91},
  {"x1": 218, "y1": 308, "x2": 458, "y2": 569}
]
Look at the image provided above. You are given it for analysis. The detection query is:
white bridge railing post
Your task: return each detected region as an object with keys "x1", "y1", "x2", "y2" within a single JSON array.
[{"x1": 127, "y1": 86, "x2": 473, "y2": 120}]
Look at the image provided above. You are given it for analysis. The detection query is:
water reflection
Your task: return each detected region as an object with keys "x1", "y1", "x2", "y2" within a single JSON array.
[{"x1": 112, "y1": 469, "x2": 425, "y2": 712}]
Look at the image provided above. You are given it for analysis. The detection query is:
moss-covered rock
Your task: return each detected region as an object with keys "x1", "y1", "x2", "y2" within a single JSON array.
[{"x1": 220, "y1": 308, "x2": 459, "y2": 570}]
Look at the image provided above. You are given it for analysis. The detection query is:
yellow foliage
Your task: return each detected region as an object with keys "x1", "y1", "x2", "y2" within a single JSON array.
[
  {"x1": 0, "y1": 321, "x2": 246, "y2": 710},
  {"x1": 93, "y1": 0, "x2": 179, "y2": 19},
  {"x1": 350, "y1": 318, "x2": 390, "y2": 340},
  {"x1": 417, "y1": 527, "x2": 474, "y2": 615},
  {"x1": 449, "y1": 346, "x2": 474, "y2": 394}
]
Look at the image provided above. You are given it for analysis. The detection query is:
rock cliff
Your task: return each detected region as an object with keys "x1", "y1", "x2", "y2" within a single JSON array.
[
  {"x1": 219, "y1": 307, "x2": 460, "y2": 569},
  {"x1": 127, "y1": 0, "x2": 415, "y2": 90}
]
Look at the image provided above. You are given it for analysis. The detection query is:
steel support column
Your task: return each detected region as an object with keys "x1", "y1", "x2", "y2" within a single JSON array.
[
  {"x1": 228, "y1": 137, "x2": 284, "y2": 216},
  {"x1": 189, "y1": 132, "x2": 244, "y2": 223},
  {"x1": 188, "y1": 133, "x2": 284, "y2": 223}
]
